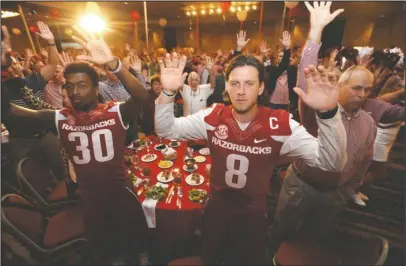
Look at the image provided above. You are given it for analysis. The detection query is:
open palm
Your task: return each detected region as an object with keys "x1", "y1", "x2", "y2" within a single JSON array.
[
  {"x1": 159, "y1": 53, "x2": 187, "y2": 93},
  {"x1": 293, "y1": 65, "x2": 338, "y2": 112},
  {"x1": 72, "y1": 25, "x2": 114, "y2": 65},
  {"x1": 305, "y1": 1, "x2": 344, "y2": 29}
]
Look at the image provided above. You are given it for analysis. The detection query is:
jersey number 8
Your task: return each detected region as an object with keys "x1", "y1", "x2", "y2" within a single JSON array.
[{"x1": 225, "y1": 154, "x2": 249, "y2": 189}]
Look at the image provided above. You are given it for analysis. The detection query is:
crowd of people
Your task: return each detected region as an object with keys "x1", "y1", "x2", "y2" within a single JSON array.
[{"x1": 1, "y1": 1, "x2": 404, "y2": 265}]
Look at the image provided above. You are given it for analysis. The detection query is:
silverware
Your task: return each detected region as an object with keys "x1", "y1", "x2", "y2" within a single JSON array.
[
  {"x1": 168, "y1": 186, "x2": 175, "y2": 204},
  {"x1": 177, "y1": 186, "x2": 183, "y2": 209},
  {"x1": 165, "y1": 186, "x2": 174, "y2": 203}
]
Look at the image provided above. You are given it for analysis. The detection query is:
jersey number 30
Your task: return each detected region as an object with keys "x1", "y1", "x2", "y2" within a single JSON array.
[
  {"x1": 68, "y1": 129, "x2": 114, "y2": 164},
  {"x1": 225, "y1": 154, "x2": 249, "y2": 189}
]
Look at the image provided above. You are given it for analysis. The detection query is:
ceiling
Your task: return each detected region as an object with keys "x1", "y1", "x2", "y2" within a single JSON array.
[{"x1": 2, "y1": 1, "x2": 403, "y2": 28}]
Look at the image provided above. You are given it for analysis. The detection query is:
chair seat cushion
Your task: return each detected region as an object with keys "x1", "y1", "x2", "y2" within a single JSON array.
[
  {"x1": 47, "y1": 181, "x2": 68, "y2": 201},
  {"x1": 2, "y1": 207, "x2": 44, "y2": 244},
  {"x1": 43, "y1": 206, "x2": 85, "y2": 248},
  {"x1": 168, "y1": 256, "x2": 203, "y2": 266},
  {"x1": 275, "y1": 237, "x2": 342, "y2": 265}
]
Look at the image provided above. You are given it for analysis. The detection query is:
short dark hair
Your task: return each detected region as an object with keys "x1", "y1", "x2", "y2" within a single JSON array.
[
  {"x1": 150, "y1": 74, "x2": 161, "y2": 85},
  {"x1": 225, "y1": 55, "x2": 264, "y2": 83},
  {"x1": 64, "y1": 62, "x2": 99, "y2": 87}
]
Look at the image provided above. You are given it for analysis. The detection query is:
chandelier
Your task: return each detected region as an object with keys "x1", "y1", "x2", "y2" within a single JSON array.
[{"x1": 184, "y1": 2, "x2": 259, "y2": 17}]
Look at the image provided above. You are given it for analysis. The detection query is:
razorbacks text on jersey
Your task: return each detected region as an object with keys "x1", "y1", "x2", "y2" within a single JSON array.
[
  {"x1": 204, "y1": 104, "x2": 292, "y2": 211},
  {"x1": 55, "y1": 102, "x2": 128, "y2": 188}
]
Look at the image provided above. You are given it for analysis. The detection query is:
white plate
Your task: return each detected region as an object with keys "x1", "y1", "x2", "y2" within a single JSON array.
[
  {"x1": 141, "y1": 154, "x2": 157, "y2": 162},
  {"x1": 169, "y1": 141, "x2": 181, "y2": 148},
  {"x1": 157, "y1": 171, "x2": 174, "y2": 183},
  {"x1": 185, "y1": 174, "x2": 205, "y2": 186},
  {"x1": 158, "y1": 160, "x2": 174, "y2": 169},
  {"x1": 194, "y1": 156, "x2": 206, "y2": 163},
  {"x1": 154, "y1": 144, "x2": 168, "y2": 151},
  {"x1": 183, "y1": 164, "x2": 198, "y2": 172},
  {"x1": 199, "y1": 148, "x2": 210, "y2": 156}
]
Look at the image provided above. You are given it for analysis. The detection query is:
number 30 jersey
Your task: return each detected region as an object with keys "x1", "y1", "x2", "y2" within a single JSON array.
[
  {"x1": 55, "y1": 102, "x2": 128, "y2": 189},
  {"x1": 204, "y1": 104, "x2": 292, "y2": 211}
]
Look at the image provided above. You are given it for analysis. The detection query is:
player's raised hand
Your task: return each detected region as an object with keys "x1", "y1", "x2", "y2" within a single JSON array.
[
  {"x1": 59, "y1": 52, "x2": 74, "y2": 67},
  {"x1": 72, "y1": 25, "x2": 114, "y2": 65},
  {"x1": 159, "y1": 52, "x2": 187, "y2": 94},
  {"x1": 130, "y1": 55, "x2": 142, "y2": 73},
  {"x1": 293, "y1": 65, "x2": 339, "y2": 112}
]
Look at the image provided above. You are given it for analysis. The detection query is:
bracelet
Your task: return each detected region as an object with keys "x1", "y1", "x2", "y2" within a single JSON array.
[
  {"x1": 106, "y1": 58, "x2": 122, "y2": 74},
  {"x1": 161, "y1": 89, "x2": 176, "y2": 98},
  {"x1": 48, "y1": 43, "x2": 56, "y2": 46}
]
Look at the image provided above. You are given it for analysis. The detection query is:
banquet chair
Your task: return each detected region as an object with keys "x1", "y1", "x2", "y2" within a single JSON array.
[
  {"x1": 272, "y1": 229, "x2": 389, "y2": 266},
  {"x1": 167, "y1": 256, "x2": 203, "y2": 266},
  {"x1": 16, "y1": 157, "x2": 76, "y2": 209},
  {"x1": 1, "y1": 193, "x2": 89, "y2": 264}
]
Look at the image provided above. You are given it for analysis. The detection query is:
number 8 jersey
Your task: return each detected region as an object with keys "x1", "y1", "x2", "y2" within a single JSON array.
[
  {"x1": 56, "y1": 102, "x2": 128, "y2": 188},
  {"x1": 204, "y1": 104, "x2": 291, "y2": 211}
]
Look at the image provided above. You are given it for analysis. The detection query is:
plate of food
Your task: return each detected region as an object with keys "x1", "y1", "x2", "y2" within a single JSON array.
[
  {"x1": 141, "y1": 153, "x2": 157, "y2": 162},
  {"x1": 145, "y1": 185, "x2": 168, "y2": 201},
  {"x1": 158, "y1": 160, "x2": 173, "y2": 169},
  {"x1": 129, "y1": 173, "x2": 138, "y2": 184},
  {"x1": 183, "y1": 164, "x2": 198, "y2": 172},
  {"x1": 154, "y1": 143, "x2": 167, "y2": 151},
  {"x1": 169, "y1": 139, "x2": 181, "y2": 148},
  {"x1": 194, "y1": 155, "x2": 206, "y2": 163},
  {"x1": 199, "y1": 148, "x2": 210, "y2": 156},
  {"x1": 186, "y1": 173, "x2": 205, "y2": 186},
  {"x1": 188, "y1": 189, "x2": 208, "y2": 203},
  {"x1": 157, "y1": 170, "x2": 174, "y2": 183}
]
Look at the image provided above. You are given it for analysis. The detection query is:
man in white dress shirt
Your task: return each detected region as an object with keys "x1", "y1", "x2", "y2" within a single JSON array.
[{"x1": 180, "y1": 60, "x2": 216, "y2": 116}]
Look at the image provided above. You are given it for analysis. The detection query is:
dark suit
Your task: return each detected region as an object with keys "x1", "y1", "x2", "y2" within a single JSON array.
[{"x1": 264, "y1": 49, "x2": 298, "y2": 111}]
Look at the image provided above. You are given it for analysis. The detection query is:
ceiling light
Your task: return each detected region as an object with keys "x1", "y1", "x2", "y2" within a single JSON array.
[
  {"x1": 209, "y1": 9, "x2": 214, "y2": 14},
  {"x1": 192, "y1": 10, "x2": 197, "y2": 16},
  {"x1": 201, "y1": 10, "x2": 206, "y2": 15},
  {"x1": 245, "y1": 6, "x2": 250, "y2": 11},
  {"x1": 186, "y1": 11, "x2": 191, "y2": 16},
  {"x1": 230, "y1": 6, "x2": 236, "y2": 12},
  {"x1": 237, "y1": 6, "x2": 242, "y2": 12},
  {"x1": 216, "y1": 8, "x2": 222, "y2": 14},
  {"x1": 252, "y1": 5, "x2": 257, "y2": 10},
  {"x1": 1, "y1": 11, "x2": 20, "y2": 19}
]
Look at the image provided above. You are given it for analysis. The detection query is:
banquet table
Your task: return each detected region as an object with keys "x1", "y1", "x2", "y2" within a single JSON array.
[{"x1": 125, "y1": 136, "x2": 211, "y2": 263}]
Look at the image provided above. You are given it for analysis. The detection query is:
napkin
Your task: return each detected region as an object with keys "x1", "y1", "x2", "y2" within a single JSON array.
[{"x1": 141, "y1": 183, "x2": 169, "y2": 228}]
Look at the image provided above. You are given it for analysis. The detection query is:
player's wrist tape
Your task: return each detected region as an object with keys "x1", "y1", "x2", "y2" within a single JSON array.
[{"x1": 161, "y1": 89, "x2": 176, "y2": 98}]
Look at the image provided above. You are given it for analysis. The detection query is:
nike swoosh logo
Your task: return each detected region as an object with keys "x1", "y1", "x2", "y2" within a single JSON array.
[{"x1": 254, "y1": 139, "x2": 267, "y2": 144}]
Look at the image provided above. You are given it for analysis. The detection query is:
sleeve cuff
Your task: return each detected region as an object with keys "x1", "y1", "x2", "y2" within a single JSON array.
[{"x1": 316, "y1": 106, "x2": 339, "y2": 120}]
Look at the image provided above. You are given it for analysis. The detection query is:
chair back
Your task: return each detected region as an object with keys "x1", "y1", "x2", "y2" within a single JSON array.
[
  {"x1": 16, "y1": 157, "x2": 59, "y2": 206},
  {"x1": 1, "y1": 194, "x2": 46, "y2": 251}
]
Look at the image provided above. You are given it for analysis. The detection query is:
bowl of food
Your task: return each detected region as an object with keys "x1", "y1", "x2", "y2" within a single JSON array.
[
  {"x1": 184, "y1": 158, "x2": 196, "y2": 170},
  {"x1": 145, "y1": 185, "x2": 168, "y2": 201},
  {"x1": 154, "y1": 143, "x2": 167, "y2": 151},
  {"x1": 169, "y1": 139, "x2": 180, "y2": 147}
]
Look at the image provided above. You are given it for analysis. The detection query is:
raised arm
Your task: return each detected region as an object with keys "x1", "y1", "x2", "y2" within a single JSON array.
[
  {"x1": 37, "y1": 22, "x2": 59, "y2": 81},
  {"x1": 72, "y1": 29, "x2": 148, "y2": 124},
  {"x1": 274, "y1": 31, "x2": 291, "y2": 75},
  {"x1": 298, "y1": 1, "x2": 344, "y2": 137},
  {"x1": 2, "y1": 87, "x2": 56, "y2": 131},
  {"x1": 155, "y1": 53, "x2": 208, "y2": 140},
  {"x1": 281, "y1": 64, "x2": 347, "y2": 171}
]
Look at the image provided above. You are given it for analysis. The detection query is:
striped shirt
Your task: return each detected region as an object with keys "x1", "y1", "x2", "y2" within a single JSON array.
[
  {"x1": 98, "y1": 71, "x2": 148, "y2": 102},
  {"x1": 7, "y1": 72, "x2": 46, "y2": 108},
  {"x1": 294, "y1": 40, "x2": 377, "y2": 191}
]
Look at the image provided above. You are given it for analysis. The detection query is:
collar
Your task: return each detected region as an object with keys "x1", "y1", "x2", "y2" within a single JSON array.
[{"x1": 338, "y1": 103, "x2": 361, "y2": 119}]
